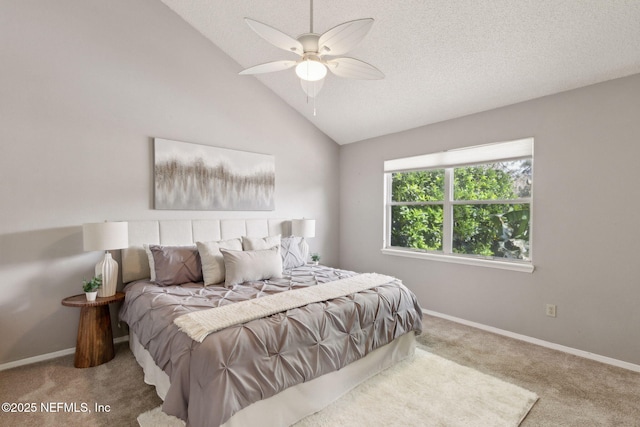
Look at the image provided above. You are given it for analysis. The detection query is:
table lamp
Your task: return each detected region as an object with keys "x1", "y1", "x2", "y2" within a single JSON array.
[
  {"x1": 82, "y1": 221, "x2": 129, "y2": 297},
  {"x1": 292, "y1": 218, "x2": 316, "y2": 239}
]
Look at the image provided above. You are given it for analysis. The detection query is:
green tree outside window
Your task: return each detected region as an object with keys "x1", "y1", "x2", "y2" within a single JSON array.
[{"x1": 390, "y1": 160, "x2": 531, "y2": 260}]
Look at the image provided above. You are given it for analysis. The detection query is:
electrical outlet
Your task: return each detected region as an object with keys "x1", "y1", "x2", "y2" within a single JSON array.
[{"x1": 545, "y1": 304, "x2": 557, "y2": 317}]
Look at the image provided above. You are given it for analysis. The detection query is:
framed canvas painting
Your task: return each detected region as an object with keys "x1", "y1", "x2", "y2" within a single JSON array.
[{"x1": 154, "y1": 138, "x2": 275, "y2": 210}]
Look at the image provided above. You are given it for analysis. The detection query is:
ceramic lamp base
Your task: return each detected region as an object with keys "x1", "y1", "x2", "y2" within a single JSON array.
[{"x1": 96, "y1": 252, "x2": 118, "y2": 297}]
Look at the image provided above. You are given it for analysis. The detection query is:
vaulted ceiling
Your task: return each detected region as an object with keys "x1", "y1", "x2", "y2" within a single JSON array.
[{"x1": 161, "y1": 0, "x2": 640, "y2": 144}]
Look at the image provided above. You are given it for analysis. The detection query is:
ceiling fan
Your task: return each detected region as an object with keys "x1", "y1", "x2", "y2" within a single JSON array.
[{"x1": 239, "y1": 0, "x2": 384, "y2": 100}]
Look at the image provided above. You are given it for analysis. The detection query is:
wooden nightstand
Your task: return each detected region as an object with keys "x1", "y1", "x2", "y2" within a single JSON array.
[{"x1": 61, "y1": 292, "x2": 125, "y2": 368}]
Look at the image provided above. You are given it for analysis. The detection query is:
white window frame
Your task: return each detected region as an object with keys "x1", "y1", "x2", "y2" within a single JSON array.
[{"x1": 382, "y1": 138, "x2": 534, "y2": 273}]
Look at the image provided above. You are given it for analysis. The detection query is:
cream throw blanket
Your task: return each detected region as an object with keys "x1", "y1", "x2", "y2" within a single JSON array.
[{"x1": 174, "y1": 273, "x2": 396, "y2": 342}]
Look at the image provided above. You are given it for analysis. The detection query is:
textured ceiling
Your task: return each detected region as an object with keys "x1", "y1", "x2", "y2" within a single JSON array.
[{"x1": 160, "y1": 0, "x2": 640, "y2": 145}]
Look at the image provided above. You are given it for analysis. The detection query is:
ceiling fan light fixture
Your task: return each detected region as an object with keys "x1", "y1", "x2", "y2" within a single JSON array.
[
  {"x1": 240, "y1": 1, "x2": 382, "y2": 108},
  {"x1": 295, "y1": 58, "x2": 327, "y2": 82}
]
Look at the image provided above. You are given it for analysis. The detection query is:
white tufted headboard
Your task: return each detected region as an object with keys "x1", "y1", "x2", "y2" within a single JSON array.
[{"x1": 121, "y1": 219, "x2": 290, "y2": 283}]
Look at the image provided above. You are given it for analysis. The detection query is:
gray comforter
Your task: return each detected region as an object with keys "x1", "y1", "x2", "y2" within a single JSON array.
[{"x1": 119, "y1": 265, "x2": 422, "y2": 427}]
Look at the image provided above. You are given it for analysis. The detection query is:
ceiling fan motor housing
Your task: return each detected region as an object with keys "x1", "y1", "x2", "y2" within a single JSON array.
[{"x1": 297, "y1": 33, "x2": 321, "y2": 54}]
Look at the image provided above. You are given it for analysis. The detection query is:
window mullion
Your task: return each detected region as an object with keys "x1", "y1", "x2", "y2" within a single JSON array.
[
  {"x1": 389, "y1": 201, "x2": 443, "y2": 206},
  {"x1": 451, "y1": 199, "x2": 531, "y2": 205},
  {"x1": 443, "y1": 168, "x2": 454, "y2": 254}
]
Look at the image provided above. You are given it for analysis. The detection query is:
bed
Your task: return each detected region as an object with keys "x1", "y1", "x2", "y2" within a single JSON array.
[{"x1": 118, "y1": 219, "x2": 423, "y2": 427}]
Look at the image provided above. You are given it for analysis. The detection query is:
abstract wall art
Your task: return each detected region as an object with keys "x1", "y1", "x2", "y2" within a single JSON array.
[{"x1": 154, "y1": 138, "x2": 275, "y2": 211}]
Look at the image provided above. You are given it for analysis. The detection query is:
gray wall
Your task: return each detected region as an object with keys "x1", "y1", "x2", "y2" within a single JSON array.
[
  {"x1": 339, "y1": 74, "x2": 640, "y2": 366},
  {"x1": 0, "y1": 0, "x2": 339, "y2": 365}
]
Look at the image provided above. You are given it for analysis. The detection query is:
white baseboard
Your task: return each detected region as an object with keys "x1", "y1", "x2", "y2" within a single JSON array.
[
  {"x1": 424, "y1": 309, "x2": 640, "y2": 373},
  {"x1": 0, "y1": 335, "x2": 130, "y2": 372}
]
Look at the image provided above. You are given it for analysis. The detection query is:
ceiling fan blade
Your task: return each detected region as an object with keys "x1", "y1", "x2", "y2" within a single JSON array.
[
  {"x1": 318, "y1": 19, "x2": 374, "y2": 56},
  {"x1": 300, "y1": 78, "x2": 324, "y2": 98},
  {"x1": 239, "y1": 60, "x2": 297, "y2": 75},
  {"x1": 326, "y1": 57, "x2": 384, "y2": 80},
  {"x1": 244, "y1": 18, "x2": 304, "y2": 55}
]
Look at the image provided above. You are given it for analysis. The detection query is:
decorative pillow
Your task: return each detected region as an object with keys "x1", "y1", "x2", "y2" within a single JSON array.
[
  {"x1": 147, "y1": 245, "x2": 202, "y2": 286},
  {"x1": 280, "y1": 236, "x2": 308, "y2": 270},
  {"x1": 220, "y1": 247, "x2": 283, "y2": 287},
  {"x1": 196, "y1": 238, "x2": 243, "y2": 286},
  {"x1": 242, "y1": 235, "x2": 281, "y2": 251},
  {"x1": 143, "y1": 244, "x2": 156, "y2": 281}
]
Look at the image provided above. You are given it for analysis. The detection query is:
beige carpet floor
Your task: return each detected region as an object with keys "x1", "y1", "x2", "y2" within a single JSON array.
[
  {"x1": 419, "y1": 316, "x2": 640, "y2": 426},
  {"x1": 1, "y1": 314, "x2": 639, "y2": 426},
  {"x1": 0, "y1": 341, "x2": 162, "y2": 427}
]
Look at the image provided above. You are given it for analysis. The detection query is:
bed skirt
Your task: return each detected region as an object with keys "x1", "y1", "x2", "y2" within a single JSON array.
[{"x1": 129, "y1": 330, "x2": 417, "y2": 427}]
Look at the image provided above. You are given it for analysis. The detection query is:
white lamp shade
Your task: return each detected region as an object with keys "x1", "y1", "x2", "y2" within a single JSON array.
[
  {"x1": 300, "y1": 78, "x2": 324, "y2": 98},
  {"x1": 83, "y1": 222, "x2": 129, "y2": 251},
  {"x1": 292, "y1": 219, "x2": 316, "y2": 238},
  {"x1": 295, "y1": 60, "x2": 327, "y2": 82}
]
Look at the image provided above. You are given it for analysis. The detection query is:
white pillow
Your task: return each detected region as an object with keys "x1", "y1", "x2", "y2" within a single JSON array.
[
  {"x1": 143, "y1": 244, "x2": 156, "y2": 281},
  {"x1": 196, "y1": 238, "x2": 243, "y2": 286},
  {"x1": 242, "y1": 235, "x2": 281, "y2": 251},
  {"x1": 220, "y1": 247, "x2": 283, "y2": 287}
]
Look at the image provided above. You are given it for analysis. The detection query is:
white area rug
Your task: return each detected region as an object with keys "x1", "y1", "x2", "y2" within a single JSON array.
[{"x1": 138, "y1": 348, "x2": 538, "y2": 427}]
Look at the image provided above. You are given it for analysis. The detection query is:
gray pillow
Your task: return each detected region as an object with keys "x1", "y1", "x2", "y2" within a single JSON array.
[
  {"x1": 242, "y1": 234, "x2": 281, "y2": 251},
  {"x1": 147, "y1": 245, "x2": 202, "y2": 286},
  {"x1": 196, "y1": 238, "x2": 243, "y2": 286},
  {"x1": 220, "y1": 247, "x2": 283, "y2": 287},
  {"x1": 280, "y1": 236, "x2": 308, "y2": 270}
]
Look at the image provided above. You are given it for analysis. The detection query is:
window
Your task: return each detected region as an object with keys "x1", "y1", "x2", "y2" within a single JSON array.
[{"x1": 383, "y1": 138, "x2": 534, "y2": 272}]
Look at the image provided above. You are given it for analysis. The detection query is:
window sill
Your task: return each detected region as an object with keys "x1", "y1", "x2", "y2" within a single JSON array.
[{"x1": 380, "y1": 248, "x2": 535, "y2": 273}]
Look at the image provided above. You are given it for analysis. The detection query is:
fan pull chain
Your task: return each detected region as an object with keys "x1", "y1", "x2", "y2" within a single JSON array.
[
  {"x1": 303, "y1": 78, "x2": 318, "y2": 116},
  {"x1": 305, "y1": 91, "x2": 317, "y2": 117},
  {"x1": 311, "y1": 79, "x2": 317, "y2": 116}
]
